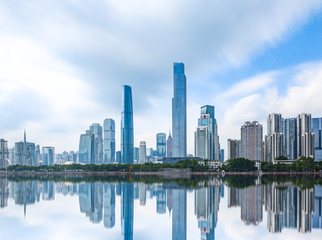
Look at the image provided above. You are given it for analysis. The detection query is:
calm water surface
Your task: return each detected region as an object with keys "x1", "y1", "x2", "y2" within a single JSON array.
[{"x1": 0, "y1": 175, "x2": 321, "y2": 240}]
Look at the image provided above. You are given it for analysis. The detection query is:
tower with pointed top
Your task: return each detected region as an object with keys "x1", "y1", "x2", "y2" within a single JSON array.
[{"x1": 166, "y1": 131, "x2": 173, "y2": 158}]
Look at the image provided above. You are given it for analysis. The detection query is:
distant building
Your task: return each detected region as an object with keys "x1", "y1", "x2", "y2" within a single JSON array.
[
  {"x1": 0, "y1": 139, "x2": 9, "y2": 168},
  {"x1": 227, "y1": 139, "x2": 240, "y2": 160},
  {"x1": 121, "y1": 85, "x2": 134, "y2": 164},
  {"x1": 172, "y1": 62, "x2": 187, "y2": 157},
  {"x1": 42, "y1": 147, "x2": 55, "y2": 166},
  {"x1": 219, "y1": 149, "x2": 224, "y2": 162},
  {"x1": 79, "y1": 130, "x2": 94, "y2": 164},
  {"x1": 282, "y1": 118, "x2": 297, "y2": 160},
  {"x1": 166, "y1": 132, "x2": 173, "y2": 158},
  {"x1": 139, "y1": 141, "x2": 146, "y2": 164},
  {"x1": 14, "y1": 130, "x2": 37, "y2": 166},
  {"x1": 264, "y1": 113, "x2": 284, "y2": 162},
  {"x1": 116, "y1": 151, "x2": 121, "y2": 163},
  {"x1": 297, "y1": 113, "x2": 315, "y2": 158},
  {"x1": 312, "y1": 117, "x2": 322, "y2": 161},
  {"x1": 90, "y1": 123, "x2": 103, "y2": 164},
  {"x1": 241, "y1": 121, "x2": 263, "y2": 161},
  {"x1": 134, "y1": 147, "x2": 139, "y2": 162},
  {"x1": 156, "y1": 133, "x2": 166, "y2": 157},
  {"x1": 103, "y1": 118, "x2": 115, "y2": 164}
]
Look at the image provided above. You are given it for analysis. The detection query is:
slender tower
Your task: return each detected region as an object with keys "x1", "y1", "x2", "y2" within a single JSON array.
[
  {"x1": 121, "y1": 85, "x2": 134, "y2": 164},
  {"x1": 172, "y1": 63, "x2": 187, "y2": 157}
]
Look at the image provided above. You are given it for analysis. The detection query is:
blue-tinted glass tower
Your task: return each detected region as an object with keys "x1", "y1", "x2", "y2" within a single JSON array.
[
  {"x1": 121, "y1": 85, "x2": 134, "y2": 164},
  {"x1": 172, "y1": 63, "x2": 187, "y2": 157},
  {"x1": 104, "y1": 118, "x2": 116, "y2": 164}
]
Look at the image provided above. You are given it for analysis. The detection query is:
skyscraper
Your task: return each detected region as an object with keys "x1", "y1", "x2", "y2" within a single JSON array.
[
  {"x1": 172, "y1": 62, "x2": 186, "y2": 158},
  {"x1": 42, "y1": 147, "x2": 55, "y2": 166},
  {"x1": 282, "y1": 118, "x2": 297, "y2": 160},
  {"x1": 166, "y1": 131, "x2": 173, "y2": 158},
  {"x1": 90, "y1": 123, "x2": 103, "y2": 164},
  {"x1": 194, "y1": 126, "x2": 211, "y2": 159},
  {"x1": 312, "y1": 117, "x2": 322, "y2": 161},
  {"x1": 121, "y1": 85, "x2": 134, "y2": 164},
  {"x1": 14, "y1": 130, "x2": 37, "y2": 166},
  {"x1": 0, "y1": 139, "x2": 9, "y2": 169},
  {"x1": 116, "y1": 151, "x2": 121, "y2": 164},
  {"x1": 103, "y1": 118, "x2": 115, "y2": 164},
  {"x1": 139, "y1": 141, "x2": 146, "y2": 164},
  {"x1": 264, "y1": 113, "x2": 284, "y2": 162},
  {"x1": 227, "y1": 139, "x2": 240, "y2": 160},
  {"x1": 297, "y1": 113, "x2": 315, "y2": 158},
  {"x1": 79, "y1": 130, "x2": 94, "y2": 164},
  {"x1": 241, "y1": 121, "x2": 263, "y2": 161},
  {"x1": 156, "y1": 133, "x2": 166, "y2": 157}
]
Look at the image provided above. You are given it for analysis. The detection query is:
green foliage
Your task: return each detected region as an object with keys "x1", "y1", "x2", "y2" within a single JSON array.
[
  {"x1": 275, "y1": 156, "x2": 288, "y2": 160},
  {"x1": 221, "y1": 158, "x2": 257, "y2": 172}
]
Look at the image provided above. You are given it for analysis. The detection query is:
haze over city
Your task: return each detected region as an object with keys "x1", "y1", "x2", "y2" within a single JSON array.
[{"x1": 1, "y1": 0, "x2": 322, "y2": 155}]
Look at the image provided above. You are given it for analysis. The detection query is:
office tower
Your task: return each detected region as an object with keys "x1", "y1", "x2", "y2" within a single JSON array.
[
  {"x1": 139, "y1": 141, "x2": 146, "y2": 164},
  {"x1": 167, "y1": 132, "x2": 173, "y2": 157},
  {"x1": 103, "y1": 119, "x2": 115, "y2": 164},
  {"x1": 134, "y1": 147, "x2": 139, "y2": 163},
  {"x1": 69, "y1": 151, "x2": 78, "y2": 163},
  {"x1": 79, "y1": 130, "x2": 94, "y2": 164},
  {"x1": 103, "y1": 183, "x2": 115, "y2": 228},
  {"x1": 195, "y1": 126, "x2": 211, "y2": 159},
  {"x1": 172, "y1": 188, "x2": 187, "y2": 240},
  {"x1": 264, "y1": 113, "x2": 284, "y2": 162},
  {"x1": 172, "y1": 62, "x2": 187, "y2": 158},
  {"x1": 297, "y1": 113, "x2": 315, "y2": 158},
  {"x1": 121, "y1": 183, "x2": 134, "y2": 240},
  {"x1": 227, "y1": 139, "x2": 240, "y2": 160},
  {"x1": 0, "y1": 139, "x2": 9, "y2": 169},
  {"x1": 241, "y1": 121, "x2": 263, "y2": 161},
  {"x1": 282, "y1": 118, "x2": 297, "y2": 160},
  {"x1": 200, "y1": 105, "x2": 220, "y2": 160},
  {"x1": 116, "y1": 151, "x2": 121, "y2": 163},
  {"x1": 90, "y1": 123, "x2": 103, "y2": 164},
  {"x1": 121, "y1": 85, "x2": 134, "y2": 164},
  {"x1": 219, "y1": 149, "x2": 224, "y2": 162},
  {"x1": 42, "y1": 147, "x2": 55, "y2": 166},
  {"x1": 312, "y1": 117, "x2": 322, "y2": 161},
  {"x1": 156, "y1": 133, "x2": 166, "y2": 157},
  {"x1": 9, "y1": 147, "x2": 14, "y2": 165},
  {"x1": 35, "y1": 145, "x2": 41, "y2": 165},
  {"x1": 14, "y1": 131, "x2": 37, "y2": 166}
]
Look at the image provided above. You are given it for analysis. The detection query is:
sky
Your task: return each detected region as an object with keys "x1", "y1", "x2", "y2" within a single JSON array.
[{"x1": 1, "y1": 0, "x2": 322, "y2": 155}]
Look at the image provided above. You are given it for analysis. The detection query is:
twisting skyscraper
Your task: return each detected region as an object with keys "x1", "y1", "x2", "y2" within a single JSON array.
[
  {"x1": 172, "y1": 63, "x2": 187, "y2": 157},
  {"x1": 121, "y1": 85, "x2": 134, "y2": 164}
]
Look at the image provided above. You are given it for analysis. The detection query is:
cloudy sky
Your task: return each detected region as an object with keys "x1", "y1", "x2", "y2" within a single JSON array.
[{"x1": 1, "y1": 0, "x2": 322, "y2": 155}]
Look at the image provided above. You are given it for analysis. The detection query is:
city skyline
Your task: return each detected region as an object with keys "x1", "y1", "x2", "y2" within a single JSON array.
[{"x1": 1, "y1": 1, "x2": 322, "y2": 156}]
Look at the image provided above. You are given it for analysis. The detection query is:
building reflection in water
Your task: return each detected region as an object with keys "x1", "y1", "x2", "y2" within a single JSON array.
[{"x1": 0, "y1": 177, "x2": 321, "y2": 238}]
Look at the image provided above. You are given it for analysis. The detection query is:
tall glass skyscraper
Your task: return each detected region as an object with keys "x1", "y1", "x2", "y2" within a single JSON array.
[
  {"x1": 42, "y1": 147, "x2": 55, "y2": 166},
  {"x1": 79, "y1": 130, "x2": 94, "y2": 164},
  {"x1": 172, "y1": 63, "x2": 186, "y2": 158},
  {"x1": 121, "y1": 85, "x2": 134, "y2": 164},
  {"x1": 156, "y1": 133, "x2": 166, "y2": 157},
  {"x1": 90, "y1": 123, "x2": 103, "y2": 164},
  {"x1": 103, "y1": 118, "x2": 115, "y2": 164}
]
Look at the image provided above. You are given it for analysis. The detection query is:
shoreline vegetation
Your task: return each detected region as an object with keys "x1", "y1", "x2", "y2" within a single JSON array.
[{"x1": 1, "y1": 157, "x2": 321, "y2": 174}]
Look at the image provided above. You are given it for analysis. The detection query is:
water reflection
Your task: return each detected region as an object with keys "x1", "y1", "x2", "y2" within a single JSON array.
[{"x1": 0, "y1": 176, "x2": 321, "y2": 239}]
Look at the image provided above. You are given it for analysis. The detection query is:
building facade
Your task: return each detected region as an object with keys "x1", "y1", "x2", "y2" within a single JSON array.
[
  {"x1": 172, "y1": 62, "x2": 187, "y2": 158},
  {"x1": 139, "y1": 141, "x2": 146, "y2": 164},
  {"x1": 79, "y1": 130, "x2": 94, "y2": 164},
  {"x1": 194, "y1": 126, "x2": 211, "y2": 159},
  {"x1": 121, "y1": 85, "x2": 134, "y2": 164},
  {"x1": 227, "y1": 139, "x2": 240, "y2": 160},
  {"x1": 282, "y1": 118, "x2": 297, "y2": 160},
  {"x1": 103, "y1": 118, "x2": 115, "y2": 164},
  {"x1": 42, "y1": 147, "x2": 55, "y2": 166},
  {"x1": 90, "y1": 123, "x2": 103, "y2": 164},
  {"x1": 241, "y1": 121, "x2": 263, "y2": 161},
  {"x1": 0, "y1": 139, "x2": 9, "y2": 168},
  {"x1": 312, "y1": 117, "x2": 322, "y2": 161},
  {"x1": 156, "y1": 133, "x2": 166, "y2": 157},
  {"x1": 297, "y1": 113, "x2": 315, "y2": 158},
  {"x1": 166, "y1": 132, "x2": 173, "y2": 158}
]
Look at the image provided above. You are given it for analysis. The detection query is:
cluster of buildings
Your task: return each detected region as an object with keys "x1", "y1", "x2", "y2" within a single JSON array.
[
  {"x1": 228, "y1": 113, "x2": 322, "y2": 162},
  {"x1": 1, "y1": 62, "x2": 322, "y2": 167}
]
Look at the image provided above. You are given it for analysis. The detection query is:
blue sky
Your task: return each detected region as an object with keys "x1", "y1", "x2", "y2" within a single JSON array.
[{"x1": 1, "y1": 0, "x2": 322, "y2": 154}]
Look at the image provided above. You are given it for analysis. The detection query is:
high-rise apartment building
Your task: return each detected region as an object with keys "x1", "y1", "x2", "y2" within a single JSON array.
[
  {"x1": 156, "y1": 133, "x2": 166, "y2": 157},
  {"x1": 90, "y1": 123, "x2": 103, "y2": 164},
  {"x1": 282, "y1": 118, "x2": 297, "y2": 160},
  {"x1": 42, "y1": 147, "x2": 55, "y2": 166},
  {"x1": 79, "y1": 130, "x2": 94, "y2": 164},
  {"x1": 297, "y1": 113, "x2": 315, "y2": 158},
  {"x1": 121, "y1": 85, "x2": 134, "y2": 164},
  {"x1": 166, "y1": 132, "x2": 172, "y2": 158},
  {"x1": 103, "y1": 118, "x2": 115, "y2": 164},
  {"x1": 139, "y1": 141, "x2": 146, "y2": 164},
  {"x1": 312, "y1": 117, "x2": 322, "y2": 161},
  {"x1": 172, "y1": 62, "x2": 186, "y2": 158},
  {"x1": 241, "y1": 121, "x2": 263, "y2": 161},
  {"x1": 227, "y1": 139, "x2": 240, "y2": 160},
  {"x1": 264, "y1": 113, "x2": 284, "y2": 162},
  {"x1": 0, "y1": 139, "x2": 9, "y2": 168}
]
